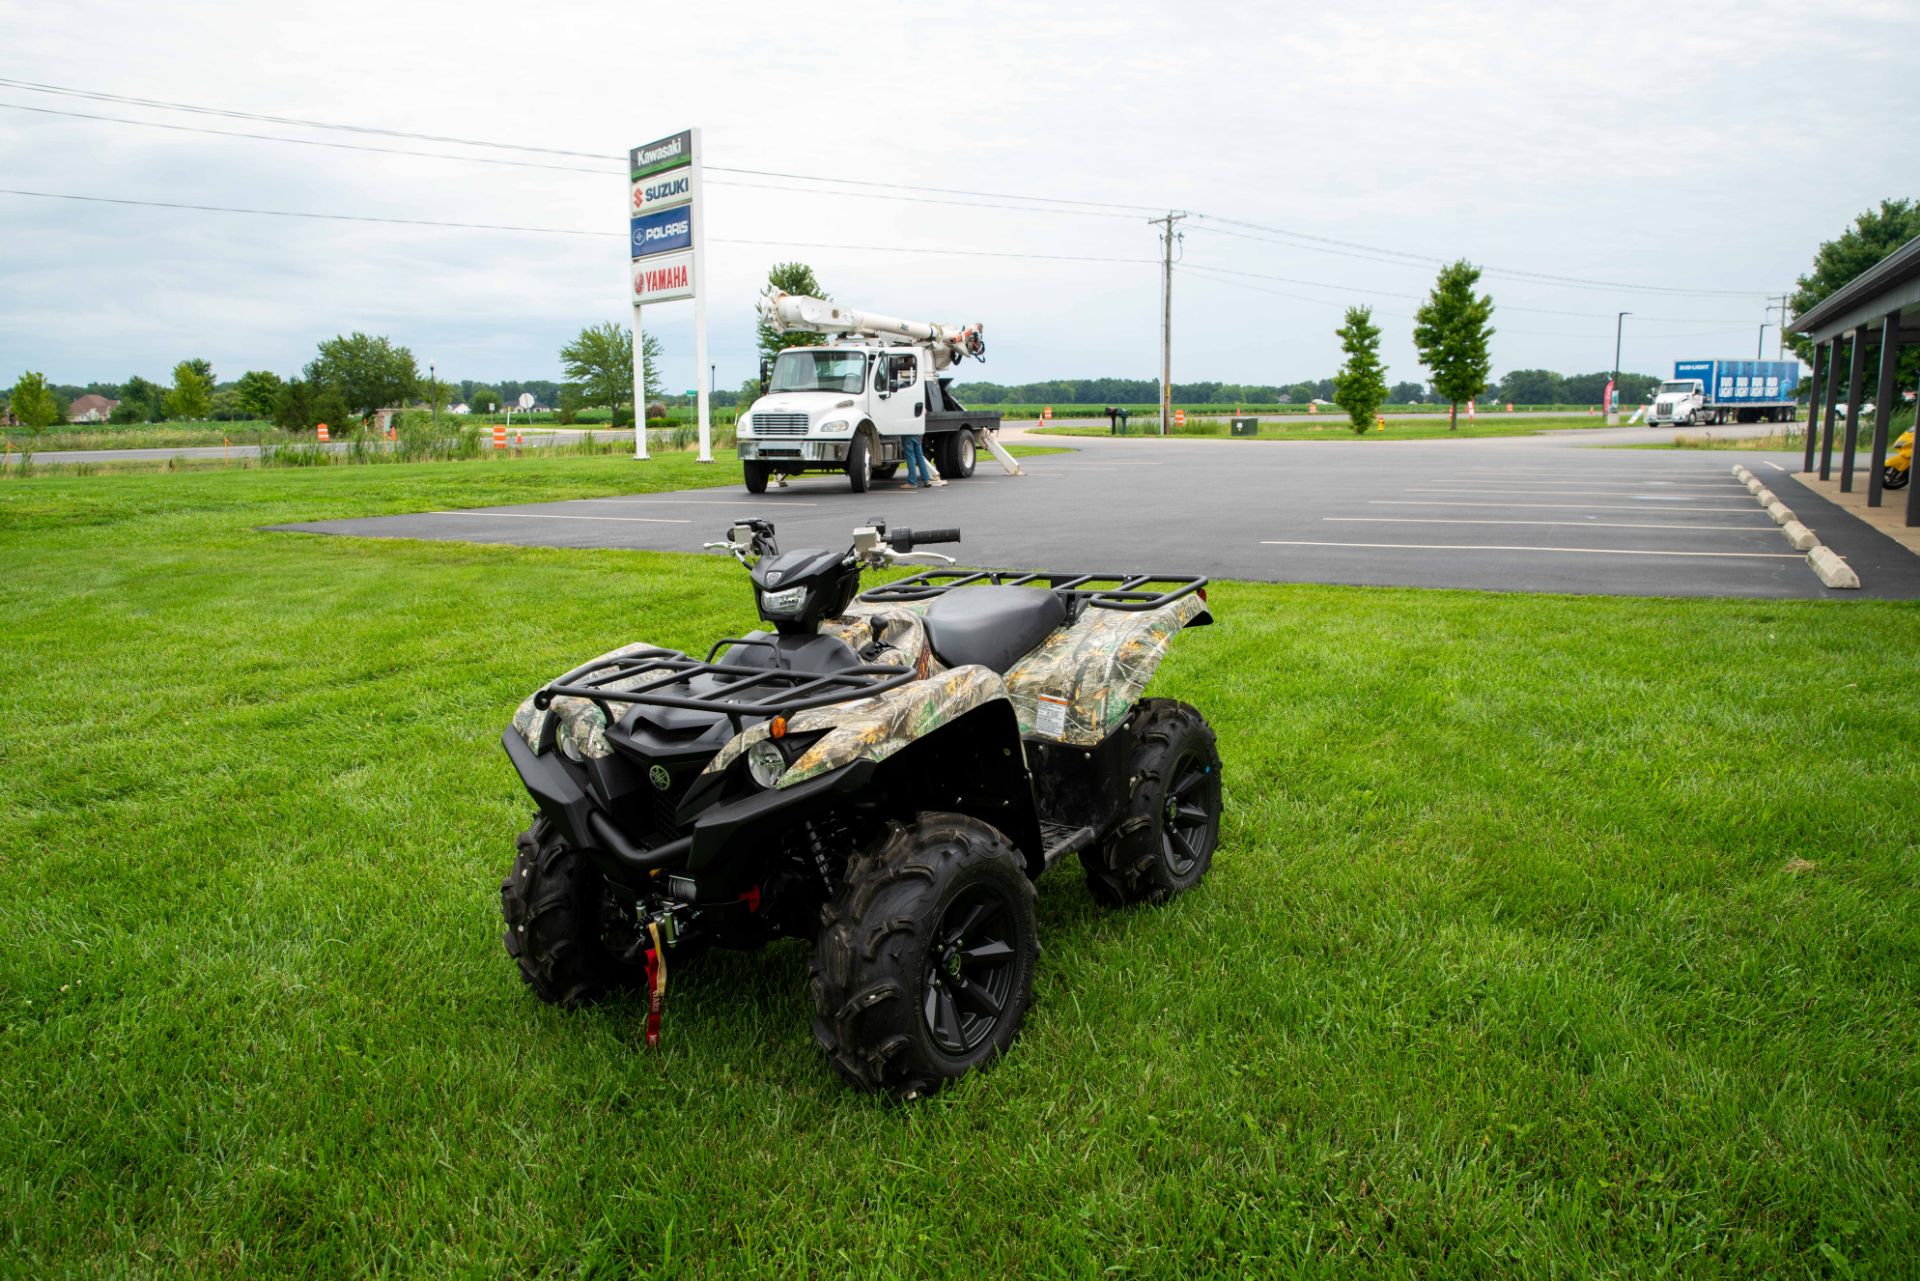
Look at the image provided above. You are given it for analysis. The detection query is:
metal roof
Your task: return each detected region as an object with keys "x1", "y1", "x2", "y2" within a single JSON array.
[{"x1": 1790, "y1": 233, "x2": 1920, "y2": 344}]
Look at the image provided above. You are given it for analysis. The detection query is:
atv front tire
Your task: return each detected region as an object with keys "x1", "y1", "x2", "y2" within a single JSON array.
[
  {"x1": 1080, "y1": 699, "x2": 1222, "y2": 906},
  {"x1": 811, "y1": 814, "x2": 1039, "y2": 1100},
  {"x1": 501, "y1": 819, "x2": 647, "y2": 1006}
]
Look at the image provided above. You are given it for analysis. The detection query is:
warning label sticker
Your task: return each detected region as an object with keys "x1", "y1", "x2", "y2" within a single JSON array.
[{"x1": 1034, "y1": 694, "x2": 1069, "y2": 739}]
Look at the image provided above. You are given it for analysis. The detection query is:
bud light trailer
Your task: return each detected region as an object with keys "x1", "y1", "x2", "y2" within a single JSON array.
[{"x1": 1648, "y1": 359, "x2": 1802, "y2": 426}]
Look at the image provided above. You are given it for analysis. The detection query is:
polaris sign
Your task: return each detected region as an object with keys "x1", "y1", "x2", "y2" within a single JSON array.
[
  {"x1": 631, "y1": 207, "x2": 692, "y2": 258},
  {"x1": 626, "y1": 126, "x2": 710, "y2": 463}
]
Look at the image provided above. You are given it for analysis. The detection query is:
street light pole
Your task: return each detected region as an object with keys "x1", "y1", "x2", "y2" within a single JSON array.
[
  {"x1": 1609, "y1": 312, "x2": 1630, "y2": 425},
  {"x1": 430, "y1": 362, "x2": 437, "y2": 425}
]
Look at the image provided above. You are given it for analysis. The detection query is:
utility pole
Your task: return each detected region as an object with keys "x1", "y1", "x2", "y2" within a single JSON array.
[
  {"x1": 1150, "y1": 212, "x2": 1186, "y2": 436},
  {"x1": 1757, "y1": 322, "x2": 1770, "y2": 359},
  {"x1": 1609, "y1": 312, "x2": 1630, "y2": 425},
  {"x1": 1765, "y1": 294, "x2": 1791, "y2": 359}
]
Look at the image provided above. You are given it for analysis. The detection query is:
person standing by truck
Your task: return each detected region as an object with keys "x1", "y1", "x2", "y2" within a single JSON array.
[{"x1": 901, "y1": 420, "x2": 931, "y2": 489}]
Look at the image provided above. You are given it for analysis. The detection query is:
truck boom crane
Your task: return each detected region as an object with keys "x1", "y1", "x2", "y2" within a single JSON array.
[{"x1": 759, "y1": 292, "x2": 986, "y2": 370}]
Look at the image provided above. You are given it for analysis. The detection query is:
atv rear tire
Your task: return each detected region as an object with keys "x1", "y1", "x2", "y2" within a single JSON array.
[
  {"x1": 501, "y1": 819, "x2": 647, "y2": 1006},
  {"x1": 1080, "y1": 700, "x2": 1222, "y2": 907},
  {"x1": 811, "y1": 814, "x2": 1038, "y2": 1100}
]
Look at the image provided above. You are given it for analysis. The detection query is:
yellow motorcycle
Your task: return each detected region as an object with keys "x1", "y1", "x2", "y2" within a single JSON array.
[{"x1": 1885, "y1": 427, "x2": 1912, "y2": 491}]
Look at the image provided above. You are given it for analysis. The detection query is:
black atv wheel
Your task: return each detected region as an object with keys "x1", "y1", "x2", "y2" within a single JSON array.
[
  {"x1": 811, "y1": 814, "x2": 1039, "y2": 1100},
  {"x1": 1885, "y1": 466, "x2": 1909, "y2": 490},
  {"x1": 846, "y1": 432, "x2": 873, "y2": 493},
  {"x1": 1080, "y1": 699, "x2": 1222, "y2": 907},
  {"x1": 501, "y1": 819, "x2": 647, "y2": 1006},
  {"x1": 743, "y1": 461, "x2": 772, "y2": 494}
]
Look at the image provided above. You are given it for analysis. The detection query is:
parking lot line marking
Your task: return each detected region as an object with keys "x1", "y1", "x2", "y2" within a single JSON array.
[
  {"x1": 1405, "y1": 486, "x2": 1740, "y2": 498},
  {"x1": 1260, "y1": 539, "x2": 1803, "y2": 559},
  {"x1": 559, "y1": 497, "x2": 821, "y2": 507},
  {"x1": 1765, "y1": 461, "x2": 1786, "y2": 472},
  {"x1": 1325, "y1": 517, "x2": 1773, "y2": 531},
  {"x1": 1372, "y1": 499, "x2": 1758, "y2": 513},
  {"x1": 1423, "y1": 480, "x2": 1743, "y2": 491},
  {"x1": 427, "y1": 510, "x2": 691, "y2": 524}
]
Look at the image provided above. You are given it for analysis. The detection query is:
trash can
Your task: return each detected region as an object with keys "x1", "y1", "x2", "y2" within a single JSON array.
[{"x1": 1230, "y1": 416, "x2": 1258, "y2": 436}]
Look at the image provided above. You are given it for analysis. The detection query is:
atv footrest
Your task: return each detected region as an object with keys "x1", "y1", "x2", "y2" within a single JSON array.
[{"x1": 1038, "y1": 821, "x2": 1096, "y2": 867}]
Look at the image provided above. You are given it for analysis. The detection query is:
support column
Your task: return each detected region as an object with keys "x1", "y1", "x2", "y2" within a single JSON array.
[
  {"x1": 1801, "y1": 341, "x2": 1825, "y2": 473},
  {"x1": 1838, "y1": 332, "x2": 1867, "y2": 492},
  {"x1": 1867, "y1": 312, "x2": 1901, "y2": 506},
  {"x1": 1818, "y1": 334, "x2": 1845, "y2": 480},
  {"x1": 632, "y1": 303, "x2": 650, "y2": 460},
  {"x1": 1909, "y1": 366, "x2": 1920, "y2": 528}
]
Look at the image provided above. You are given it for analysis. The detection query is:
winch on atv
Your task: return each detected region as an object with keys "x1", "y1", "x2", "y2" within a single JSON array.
[{"x1": 500, "y1": 518, "x2": 1221, "y2": 1098}]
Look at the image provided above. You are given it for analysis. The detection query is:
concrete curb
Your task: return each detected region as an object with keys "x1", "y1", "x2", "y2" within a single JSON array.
[
  {"x1": 1808, "y1": 545, "x2": 1861, "y2": 589},
  {"x1": 1746, "y1": 477, "x2": 1765, "y2": 495},
  {"x1": 1766, "y1": 500, "x2": 1796, "y2": 525},
  {"x1": 1755, "y1": 487, "x2": 1777, "y2": 506},
  {"x1": 1732, "y1": 464, "x2": 1752, "y2": 481},
  {"x1": 1781, "y1": 520, "x2": 1818, "y2": 551}
]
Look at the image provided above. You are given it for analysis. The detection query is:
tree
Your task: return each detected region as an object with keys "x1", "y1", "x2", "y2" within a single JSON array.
[
  {"x1": 1389, "y1": 380, "x2": 1427, "y2": 404},
  {"x1": 234, "y1": 369, "x2": 284, "y2": 420},
  {"x1": 164, "y1": 360, "x2": 214, "y2": 420},
  {"x1": 1413, "y1": 259, "x2": 1495, "y2": 431},
  {"x1": 1787, "y1": 198, "x2": 1920, "y2": 387},
  {"x1": 756, "y1": 262, "x2": 829, "y2": 364},
  {"x1": 7, "y1": 371, "x2": 63, "y2": 432},
  {"x1": 1497, "y1": 368, "x2": 1565, "y2": 405},
  {"x1": 469, "y1": 386, "x2": 501, "y2": 414},
  {"x1": 559, "y1": 322, "x2": 638, "y2": 418},
  {"x1": 120, "y1": 375, "x2": 164, "y2": 423},
  {"x1": 184, "y1": 357, "x2": 215, "y2": 385},
  {"x1": 1333, "y1": 307, "x2": 1389, "y2": 434},
  {"x1": 305, "y1": 332, "x2": 419, "y2": 419}
]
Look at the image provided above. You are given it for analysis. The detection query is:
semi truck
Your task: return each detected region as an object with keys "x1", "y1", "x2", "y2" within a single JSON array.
[
  {"x1": 1647, "y1": 358, "x2": 1801, "y2": 426},
  {"x1": 735, "y1": 294, "x2": 1003, "y2": 493}
]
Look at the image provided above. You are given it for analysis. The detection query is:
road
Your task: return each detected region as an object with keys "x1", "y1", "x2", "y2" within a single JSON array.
[{"x1": 269, "y1": 427, "x2": 1919, "y2": 600}]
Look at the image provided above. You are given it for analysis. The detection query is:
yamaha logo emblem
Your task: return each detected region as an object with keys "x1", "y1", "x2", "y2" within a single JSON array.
[{"x1": 649, "y1": 764, "x2": 672, "y2": 791}]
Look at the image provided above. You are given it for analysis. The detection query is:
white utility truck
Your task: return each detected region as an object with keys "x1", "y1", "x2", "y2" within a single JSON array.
[{"x1": 736, "y1": 293, "x2": 1003, "y2": 493}]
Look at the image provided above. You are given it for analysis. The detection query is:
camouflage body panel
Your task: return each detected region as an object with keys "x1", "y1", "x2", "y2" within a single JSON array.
[
  {"x1": 817, "y1": 602, "x2": 944, "y2": 679},
  {"x1": 511, "y1": 642, "x2": 679, "y2": 762},
  {"x1": 1003, "y1": 593, "x2": 1208, "y2": 746},
  {"x1": 703, "y1": 663, "x2": 1009, "y2": 787}
]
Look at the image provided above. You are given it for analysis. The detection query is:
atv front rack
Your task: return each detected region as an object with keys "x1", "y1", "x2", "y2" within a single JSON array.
[
  {"x1": 533, "y1": 644, "x2": 914, "y2": 733},
  {"x1": 861, "y1": 569, "x2": 1206, "y2": 614}
]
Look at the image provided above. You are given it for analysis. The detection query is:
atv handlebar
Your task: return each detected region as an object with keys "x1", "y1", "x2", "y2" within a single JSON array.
[{"x1": 889, "y1": 527, "x2": 962, "y2": 553}]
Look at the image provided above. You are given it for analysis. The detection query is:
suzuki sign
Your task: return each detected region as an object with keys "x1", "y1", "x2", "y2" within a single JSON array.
[{"x1": 627, "y1": 127, "x2": 708, "y2": 461}]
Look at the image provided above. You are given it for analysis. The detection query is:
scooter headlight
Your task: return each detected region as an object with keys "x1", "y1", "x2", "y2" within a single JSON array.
[
  {"x1": 759, "y1": 585, "x2": 808, "y2": 617},
  {"x1": 746, "y1": 739, "x2": 787, "y2": 789}
]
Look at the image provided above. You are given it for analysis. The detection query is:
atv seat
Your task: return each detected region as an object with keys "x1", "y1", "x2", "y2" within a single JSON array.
[{"x1": 922, "y1": 586, "x2": 1067, "y2": 674}]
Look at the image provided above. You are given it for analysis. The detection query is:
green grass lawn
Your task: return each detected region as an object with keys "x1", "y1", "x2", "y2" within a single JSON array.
[
  {"x1": 1033, "y1": 414, "x2": 1614, "y2": 442},
  {"x1": 3, "y1": 458, "x2": 1918, "y2": 1275}
]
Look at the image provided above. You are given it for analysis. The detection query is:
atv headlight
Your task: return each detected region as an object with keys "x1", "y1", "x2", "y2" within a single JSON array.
[
  {"x1": 759, "y1": 585, "x2": 808, "y2": 617},
  {"x1": 746, "y1": 739, "x2": 786, "y2": 789}
]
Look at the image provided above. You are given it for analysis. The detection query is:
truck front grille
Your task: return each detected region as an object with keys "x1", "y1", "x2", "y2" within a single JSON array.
[{"x1": 753, "y1": 413, "x2": 809, "y2": 436}]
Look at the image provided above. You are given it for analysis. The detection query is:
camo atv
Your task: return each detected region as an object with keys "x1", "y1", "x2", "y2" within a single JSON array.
[{"x1": 501, "y1": 519, "x2": 1221, "y2": 1098}]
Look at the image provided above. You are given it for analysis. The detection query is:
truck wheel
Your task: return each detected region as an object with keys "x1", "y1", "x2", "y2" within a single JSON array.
[
  {"x1": 943, "y1": 430, "x2": 977, "y2": 478},
  {"x1": 846, "y1": 432, "x2": 873, "y2": 493},
  {"x1": 811, "y1": 814, "x2": 1039, "y2": 1100},
  {"x1": 743, "y1": 461, "x2": 771, "y2": 494},
  {"x1": 1081, "y1": 700, "x2": 1222, "y2": 907},
  {"x1": 501, "y1": 818, "x2": 647, "y2": 1006}
]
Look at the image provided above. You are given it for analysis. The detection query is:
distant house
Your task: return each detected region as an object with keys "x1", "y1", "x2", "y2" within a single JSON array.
[
  {"x1": 67, "y1": 394, "x2": 120, "y2": 423},
  {"x1": 451, "y1": 403, "x2": 471, "y2": 415}
]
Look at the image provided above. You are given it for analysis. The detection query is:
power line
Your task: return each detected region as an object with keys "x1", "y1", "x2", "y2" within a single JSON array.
[
  {"x1": 0, "y1": 75, "x2": 1779, "y2": 299},
  {"x1": 0, "y1": 187, "x2": 1157, "y2": 265},
  {"x1": 1189, "y1": 218, "x2": 1771, "y2": 300}
]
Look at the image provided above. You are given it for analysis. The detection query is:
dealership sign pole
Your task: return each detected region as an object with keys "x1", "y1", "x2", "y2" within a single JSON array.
[{"x1": 629, "y1": 128, "x2": 710, "y2": 462}]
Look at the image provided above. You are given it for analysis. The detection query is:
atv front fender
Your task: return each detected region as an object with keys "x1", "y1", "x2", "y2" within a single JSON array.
[{"x1": 1003, "y1": 593, "x2": 1210, "y2": 746}]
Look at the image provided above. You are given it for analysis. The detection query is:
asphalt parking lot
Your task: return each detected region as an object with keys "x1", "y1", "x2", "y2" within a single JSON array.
[{"x1": 273, "y1": 433, "x2": 1920, "y2": 600}]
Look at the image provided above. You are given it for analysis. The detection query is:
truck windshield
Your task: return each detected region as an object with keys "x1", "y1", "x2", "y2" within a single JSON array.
[
  {"x1": 769, "y1": 350, "x2": 868, "y2": 394},
  {"x1": 1659, "y1": 381, "x2": 1696, "y2": 394}
]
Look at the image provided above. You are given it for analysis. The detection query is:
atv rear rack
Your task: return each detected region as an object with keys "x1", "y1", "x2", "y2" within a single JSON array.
[
  {"x1": 533, "y1": 645, "x2": 914, "y2": 733},
  {"x1": 861, "y1": 569, "x2": 1206, "y2": 614}
]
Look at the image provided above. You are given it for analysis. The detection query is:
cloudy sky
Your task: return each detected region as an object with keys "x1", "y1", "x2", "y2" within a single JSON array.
[{"x1": 2, "y1": 0, "x2": 1914, "y2": 396}]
